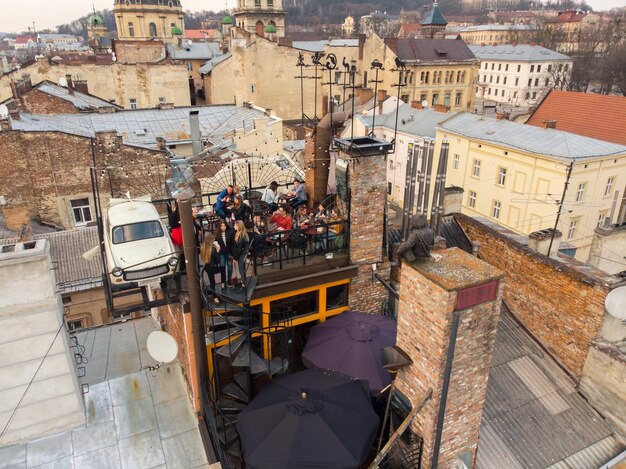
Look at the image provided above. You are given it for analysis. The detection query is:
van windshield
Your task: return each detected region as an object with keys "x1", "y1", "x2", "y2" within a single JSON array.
[{"x1": 112, "y1": 221, "x2": 165, "y2": 244}]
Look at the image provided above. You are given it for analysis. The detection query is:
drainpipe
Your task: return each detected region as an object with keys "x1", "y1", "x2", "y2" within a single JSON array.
[
  {"x1": 189, "y1": 110, "x2": 203, "y2": 156},
  {"x1": 431, "y1": 310, "x2": 461, "y2": 469}
]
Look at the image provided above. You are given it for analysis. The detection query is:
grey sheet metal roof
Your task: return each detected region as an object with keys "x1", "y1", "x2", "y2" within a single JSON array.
[
  {"x1": 291, "y1": 38, "x2": 359, "y2": 52},
  {"x1": 438, "y1": 113, "x2": 626, "y2": 160},
  {"x1": 198, "y1": 51, "x2": 232, "y2": 74},
  {"x1": 10, "y1": 105, "x2": 276, "y2": 148},
  {"x1": 283, "y1": 140, "x2": 305, "y2": 152},
  {"x1": 477, "y1": 307, "x2": 621, "y2": 469},
  {"x1": 166, "y1": 42, "x2": 222, "y2": 60},
  {"x1": 34, "y1": 227, "x2": 102, "y2": 293},
  {"x1": 385, "y1": 37, "x2": 477, "y2": 63},
  {"x1": 1, "y1": 80, "x2": 121, "y2": 112},
  {"x1": 361, "y1": 102, "x2": 456, "y2": 138},
  {"x1": 469, "y1": 44, "x2": 570, "y2": 62},
  {"x1": 461, "y1": 24, "x2": 534, "y2": 32}
]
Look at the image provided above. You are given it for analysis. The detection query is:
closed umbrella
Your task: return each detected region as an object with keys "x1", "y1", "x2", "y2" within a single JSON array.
[
  {"x1": 237, "y1": 368, "x2": 379, "y2": 469},
  {"x1": 302, "y1": 310, "x2": 397, "y2": 394}
]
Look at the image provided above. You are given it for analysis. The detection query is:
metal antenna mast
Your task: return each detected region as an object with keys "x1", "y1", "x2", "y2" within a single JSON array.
[
  {"x1": 390, "y1": 59, "x2": 407, "y2": 149},
  {"x1": 369, "y1": 59, "x2": 384, "y2": 137},
  {"x1": 311, "y1": 52, "x2": 325, "y2": 123},
  {"x1": 322, "y1": 53, "x2": 338, "y2": 132}
]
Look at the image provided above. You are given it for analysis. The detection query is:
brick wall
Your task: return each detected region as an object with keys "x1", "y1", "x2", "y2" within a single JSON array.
[
  {"x1": 21, "y1": 89, "x2": 79, "y2": 114},
  {"x1": 456, "y1": 214, "x2": 613, "y2": 378},
  {"x1": 0, "y1": 130, "x2": 170, "y2": 229},
  {"x1": 395, "y1": 250, "x2": 503, "y2": 468},
  {"x1": 344, "y1": 150, "x2": 390, "y2": 313}
]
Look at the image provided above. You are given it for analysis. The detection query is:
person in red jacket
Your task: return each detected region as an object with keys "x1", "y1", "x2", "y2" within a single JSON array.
[{"x1": 269, "y1": 206, "x2": 293, "y2": 232}]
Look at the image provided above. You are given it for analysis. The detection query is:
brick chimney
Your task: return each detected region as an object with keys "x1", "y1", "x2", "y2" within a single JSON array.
[
  {"x1": 433, "y1": 104, "x2": 450, "y2": 113},
  {"x1": 65, "y1": 74, "x2": 74, "y2": 95},
  {"x1": 0, "y1": 117, "x2": 11, "y2": 131},
  {"x1": 73, "y1": 79, "x2": 89, "y2": 94},
  {"x1": 8, "y1": 108, "x2": 20, "y2": 121},
  {"x1": 496, "y1": 111, "x2": 510, "y2": 120},
  {"x1": 358, "y1": 87, "x2": 374, "y2": 105},
  {"x1": 528, "y1": 228, "x2": 562, "y2": 257},
  {"x1": 542, "y1": 119, "x2": 557, "y2": 129},
  {"x1": 411, "y1": 100, "x2": 423, "y2": 110}
]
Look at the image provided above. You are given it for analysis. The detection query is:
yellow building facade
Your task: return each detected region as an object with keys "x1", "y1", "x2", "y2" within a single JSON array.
[
  {"x1": 437, "y1": 113, "x2": 626, "y2": 261},
  {"x1": 459, "y1": 24, "x2": 536, "y2": 45},
  {"x1": 113, "y1": 0, "x2": 185, "y2": 44}
]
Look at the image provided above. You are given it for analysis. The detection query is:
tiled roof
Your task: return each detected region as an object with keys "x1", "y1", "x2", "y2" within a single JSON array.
[
  {"x1": 33, "y1": 228, "x2": 102, "y2": 293},
  {"x1": 184, "y1": 29, "x2": 221, "y2": 40},
  {"x1": 385, "y1": 37, "x2": 476, "y2": 63},
  {"x1": 526, "y1": 90, "x2": 626, "y2": 146},
  {"x1": 438, "y1": 113, "x2": 626, "y2": 160},
  {"x1": 468, "y1": 44, "x2": 570, "y2": 62},
  {"x1": 398, "y1": 23, "x2": 421, "y2": 35},
  {"x1": 10, "y1": 105, "x2": 278, "y2": 149},
  {"x1": 551, "y1": 10, "x2": 587, "y2": 23}
]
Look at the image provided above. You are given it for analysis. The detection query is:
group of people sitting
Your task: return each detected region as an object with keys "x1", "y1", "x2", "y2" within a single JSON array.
[{"x1": 198, "y1": 179, "x2": 344, "y2": 303}]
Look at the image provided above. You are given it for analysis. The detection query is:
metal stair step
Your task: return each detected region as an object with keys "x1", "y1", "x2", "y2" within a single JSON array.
[
  {"x1": 207, "y1": 327, "x2": 244, "y2": 345},
  {"x1": 206, "y1": 315, "x2": 244, "y2": 327},
  {"x1": 215, "y1": 334, "x2": 247, "y2": 357},
  {"x1": 232, "y1": 343, "x2": 268, "y2": 374},
  {"x1": 219, "y1": 397, "x2": 246, "y2": 413},
  {"x1": 268, "y1": 357, "x2": 289, "y2": 376},
  {"x1": 233, "y1": 372, "x2": 248, "y2": 391},
  {"x1": 222, "y1": 383, "x2": 249, "y2": 404}
]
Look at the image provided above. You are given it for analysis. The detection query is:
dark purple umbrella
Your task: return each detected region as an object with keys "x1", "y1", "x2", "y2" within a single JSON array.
[
  {"x1": 302, "y1": 310, "x2": 397, "y2": 394},
  {"x1": 236, "y1": 369, "x2": 379, "y2": 469}
]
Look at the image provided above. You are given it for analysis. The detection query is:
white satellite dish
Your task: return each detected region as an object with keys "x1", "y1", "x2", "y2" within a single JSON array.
[
  {"x1": 147, "y1": 331, "x2": 178, "y2": 364},
  {"x1": 0, "y1": 104, "x2": 8, "y2": 118},
  {"x1": 605, "y1": 286, "x2": 626, "y2": 321},
  {"x1": 58, "y1": 76, "x2": 68, "y2": 87},
  {"x1": 421, "y1": 99, "x2": 428, "y2": 108},
  {"x1": 187, "y1": 39, "x2": 192, "y2": 46}
]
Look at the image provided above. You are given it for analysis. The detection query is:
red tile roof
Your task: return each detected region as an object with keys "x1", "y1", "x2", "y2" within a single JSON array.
[
  {"x1": 398, "y1": 23, "x2": 421, "y2": 37},
  {"x1": 184, "y1": 29, "x2": 221, "y2": 40},
  {"x1": 551, "y1": 10, "x2": 587, "y2": 23},
  {"x1": 526, "y1": 89, "x2": 626, "y2": 145},
  {"x1": 15, "y1": 35, "x2": 35, "y2": 44}
]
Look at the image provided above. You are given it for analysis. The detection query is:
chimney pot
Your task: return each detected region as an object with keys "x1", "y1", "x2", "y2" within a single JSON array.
[
  {"x1": 542, "y1": 119, "x2": 557, "y2": 129},
  {"x1": 8, "y1": 108, "x2": 20, "y2": 121},
  {"x1": 411, "y1": 100, "x2": 423, "y2": 110},
  {"x1": 65, "y1": 74, "x2": 74, "y2": 95}
]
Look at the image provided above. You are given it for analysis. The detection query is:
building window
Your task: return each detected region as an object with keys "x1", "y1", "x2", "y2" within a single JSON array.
[
  {"x1": 568, "y1": 219, "x2": 577, "y2": 239},
  {"x1": 530, "y1": 65, "x2": 535, "y2": 73},
  {"x1": 490, "y1": 75, "x2": 493, "y2": 83},
  {"x1": 443, "y1": 92, "x2": 450, "y2": 106},
  {"x1": 503, "y1": 77, "x2": 507, "y2": 85},
  {"x1": 532, "y1": 92, "x2": 537, "y2": 99},
  {"x1": 484, "y1": 62, "x2": 488, "y2": 70},
  {"x1": 71, "y1": 198, "x2": 92, "y2": 225},
  {"x1": 505, "y1": 64, "x2": 509, "y2": 71},
  {"x1": 67, "y1": 319, "x2": 84, "y2": 331},
  {"x1": 129, "y1": 98, "x2": 137, "y2": 109},
  {"x1": 515, "y1": 77, "x2": 519, "y2": 86},
  {"x1": 420, "y1": 93, "x2": 427, "y2": 103},
  {"x1": 468, "y1": 191, "x2": 476, "y2": 208},
  {"x1": 255, "y1": 0, "x2": 261, "y2": 6},
  {"x1": 597, "y1": 212, "x2": 607, "y2": 227},
  {"x1": 548, "y1": 64, "x2": 552, "y2": 72},
  {"x1": 472, "y1": 159, "x2": 481, "y2": 177},
  {"x1": 251, "y1": 84, "x2": 255, "y2": 93},
  {"x1": 537, "y1": 65, "x2": 542, "y2": 73},
  {"x1": 457, "y1": 70, "x2": 462, "y2": 82},
  {"x1": 513, "y1": 91, "x2": 517, "y2": 98},
  {"x1": 534, "y1": 78, "x2": 539, "y2": 86},
  {"x1": 576, "y1": 182, "x2": 586, "y2": 202},
  {"x1": 496, "y1": 76, "x2": 499, "y2": 84},
  {"x1": 128, "y1": 22, "x2": 135, "y2": 37},
  {"x1": 268, "y1": 0, "x2": 274, "y2": 6},
  {"x1": 432, "y1": 93, "x2": 439, "y2": 105},
  {"x1": 453, "y1": 153, "x2": 460, "y2": 170},
  {"x1": 149, "y1": 22, "x2": 157, "y2": 37},
  {"x1": 528, "y1": 78, "x2": 532, "y2": 87},
  {"x1": 605, "y1": 177, "x2": 614, "y2": 196},
  {"x1": 401, "y1": 94, "x2": 409, "y2": 103},
  {"x1": 498, "y1": 63, "x2": 502, "y2": 71},
  {"x1": 545, "y1": 78, "x2": 550, "y2": 86},
  {"x1": 492, "y1": 200, "x2": 501, "y2": 219},
  {"x1": 517, "y1": 64, "x2": 521, "y2": 72},
  {"x1": 187, "y1": 61, "x2": 193, "y2": 71},
  {"x1": 491, "y1": 63, "x2": 494, "y2": 70},
  {"x1": 525, "y1": 92, "x2": 530, "y2": 99},
  {"x1": 497, "y1": 167, "x2": 507, "y2": 186}
]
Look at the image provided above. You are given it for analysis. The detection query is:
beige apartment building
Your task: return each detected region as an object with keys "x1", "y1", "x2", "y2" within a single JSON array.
[
  {"x1": 361, "y1": 35, "x2": 479, "y2": 112},
  {"x1": 436, "y1": 113, "x2": 626, "y2": 261},
  {"x1": 458, "y1": 24, "x2": 536, "y2": 45}
]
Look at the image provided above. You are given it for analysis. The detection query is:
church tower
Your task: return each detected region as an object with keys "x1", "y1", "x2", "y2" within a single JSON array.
[
  {"x1": 421, "y1": 2, "x2": 448, "y2": 39},
  {"x1": 234, "y1": 0, "x2": 286, "y2": 38},
  {"x1": 113, "y1": 0, "x2": 185, "y2": 45}
]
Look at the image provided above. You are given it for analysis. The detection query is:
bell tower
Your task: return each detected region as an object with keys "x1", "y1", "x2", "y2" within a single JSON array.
[
  {"x1": 113, "y1": 0, "x2": 185, "y2": 45},
  {"x1": 234, "y1": 0, "x2": 286, "y2": 38}
]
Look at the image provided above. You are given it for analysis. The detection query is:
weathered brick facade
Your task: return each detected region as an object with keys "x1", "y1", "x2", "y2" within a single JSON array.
[
  {"x1": 343, "y1": 148, "x2": 390, "y2": 314},
  {"x1": 456, "y1": 214, "x2": 613, "y2": 378},
  {"x1": 20, "y1": 89, "x2": 81, "y2": 115},
  {"x1": 0, "y1": 129, "x2": 170, "y2": 230},
  {"x1": 395, "y1": 248, "x2": 504, "y2": 468}
]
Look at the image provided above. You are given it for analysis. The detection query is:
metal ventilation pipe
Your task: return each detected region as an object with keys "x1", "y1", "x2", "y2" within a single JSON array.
[{"x1": 189, "y1": 110, "x2": 202, "y2": 156}]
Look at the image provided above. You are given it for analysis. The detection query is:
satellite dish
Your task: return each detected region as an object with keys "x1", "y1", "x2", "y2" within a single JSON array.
[
  {"x1": 605, "y1": 286, "x2": 626, "y2": 321},
  {"x1": 58, "y1": 76, "x2": 68, "y2": 87},
  {"x1": 187, "y1": 39, "x2": 192, "y2": 46},
  {"x1": 0, "y1": 104, "x2": 8, "y2": 118},
  {"x1": 147, "y1": 331, "x2": 178, "y2": 364},
  {"x1": 421, "y1": 99, "x2": 428, "y2": 108}
]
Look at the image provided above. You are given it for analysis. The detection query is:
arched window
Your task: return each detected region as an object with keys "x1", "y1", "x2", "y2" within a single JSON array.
[
  {"x1": 149, "y1": 23, "x2": 157, "y2": 37},
  {"x1": 255, "y1": 21, "x2": 264, "y2": 36},
  {"x1": 128, "y1": 22, "x2": 135, "y2": 37}
]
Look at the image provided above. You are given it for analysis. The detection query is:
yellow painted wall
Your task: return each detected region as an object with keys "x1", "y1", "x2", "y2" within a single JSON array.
[{"x1": 114, "y1": 3, "x2": 184, "y2": 44}]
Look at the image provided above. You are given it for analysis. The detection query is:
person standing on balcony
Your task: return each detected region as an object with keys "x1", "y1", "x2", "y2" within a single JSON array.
[
  {"x1": 233, "y1": 220, "x2": 250, "y2": 289},
  {"x1": 214, "y1": 220, "x2": 234, "y2": 284},
  {"x1": 200, "y1": 233, "x2": 226, "y2": 303}
]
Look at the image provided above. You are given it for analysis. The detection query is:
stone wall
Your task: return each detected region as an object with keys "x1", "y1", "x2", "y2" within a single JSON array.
[
  {"x1": 0, "y1": 240, "x2": 85, "y2": 445},
  {"x1": 345, "y1": 149, "x2": 390, "y2": 313},
  {"x1": 21, "y1": 89, "x2": 80, "y2": 114},
  {"x1": 0, "y1": 130, "x2": 170, "y2": 230},
  {"x1": 456, "y1": 213, "x2": 615, "y2": 378},
  {"x1": 395, "y1": 248, "x2": 503, "y2": 468},
  {"x1": 113, "y1": 40, "x2": 166, "y2": 64}
]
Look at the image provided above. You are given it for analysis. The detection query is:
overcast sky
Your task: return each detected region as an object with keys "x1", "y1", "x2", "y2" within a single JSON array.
[{"x1": 0, "y1": 0, "x2": 624, "y2": 33}]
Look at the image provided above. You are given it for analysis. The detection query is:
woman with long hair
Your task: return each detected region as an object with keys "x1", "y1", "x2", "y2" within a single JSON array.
[
  {"x1": 232, "y1": 194, "x2": 250, "y2": 223},
  {"x1": 214, "y1": 220, "x2": 234, "y2": 284},
  {"x1": 232, "y1": 220, "x2": 250, "y2": 288},
  {"x1": 200, "y1": 233, "x2": 226, "y2": 303}
]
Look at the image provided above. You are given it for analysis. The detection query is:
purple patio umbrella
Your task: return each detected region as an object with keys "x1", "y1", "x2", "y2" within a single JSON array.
[
  {"x1": 237, "y1": 368, "x2": 379, "y2": 469},
  {"x1": 302, "y1": 310, "x2": 397, "y2": 394}
]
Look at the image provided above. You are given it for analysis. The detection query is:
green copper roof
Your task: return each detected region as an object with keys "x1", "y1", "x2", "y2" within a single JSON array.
[
  {"x1": 222, "y1": 15, "x2": 234, "y2": 24},
  {"x1": 88, "y1": 14, "x2": 105, "y2": 26},
  {"x1": 264, "y1": 24, "x2": 277, "y2": 33},
  {"x1": 421, "y1": 2, "x2": 447, "y2": 26},
  {"x1": 171, "y1": 25, "x2": 183, "y2": 35}
]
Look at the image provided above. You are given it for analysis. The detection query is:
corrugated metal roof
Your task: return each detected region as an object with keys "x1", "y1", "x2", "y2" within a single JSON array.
[
  {"x1": 477, "y1": 307, "x2": 621, "y2": 469},
  {"x1": 166, "y1": 42, "x2": 222, "y2": 60},
  {"x1": 34, "y1": 227, "x2": 102, "y2": 293},
  {"x1": 35, "y1": 81, "x2": 120, "y2": 111},
  {"x1": 10, "y1": 105, "x2": 276, "y2": 148},
  {"x1": 438, "y1": 113, "x2": 626, "y2": 160},
  {"x1": 461, "y1": 24, "x2": 534, "y2": 32},
  {"x1": 291, "y1": 40, "x2": 327, "y2": 52},
  {"x1": 362, "y1": 102, "x2": 456, "y2": 138},
  {"x1": 198, "y1": 51, "x2": 232, "y2": 74},
  {"x1": 469, "y1": 44, "x2": 570, "y2": 62}
]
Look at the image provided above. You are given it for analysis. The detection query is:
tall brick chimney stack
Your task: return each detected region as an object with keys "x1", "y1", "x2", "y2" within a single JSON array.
[
  {"x1": 335, "y1": 135, "x2": 393, "y2": 314},
  {"x1": 395, "y1": 248, "x2": 504, "y2": 468}
]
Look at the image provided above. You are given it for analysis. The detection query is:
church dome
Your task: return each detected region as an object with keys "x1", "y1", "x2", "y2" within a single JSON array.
[
  {"x1": 264, "y1": 24, "x2": 277, "y2": 34},
  {"x1": 88, "y1": 14, "x2": 105, "y2": 26},
  {"x1": 117, "y1": 0, "x2": 181, "y2": 5},
  {"x1": 171, "y1": 25, "x2": 183, "y2": 35},
  {"x1": 222, "y1": 16, "x2": 234, "y2": 25}
]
